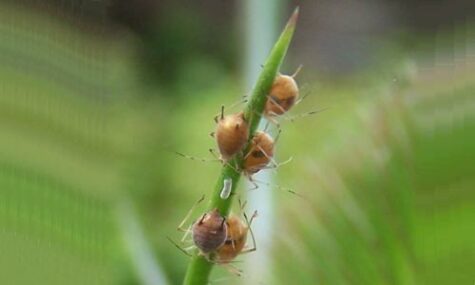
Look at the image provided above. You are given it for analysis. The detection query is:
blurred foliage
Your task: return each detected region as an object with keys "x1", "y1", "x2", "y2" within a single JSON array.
[{"x1": 0, "y1": 2, "x2": 474, "y2": 285}]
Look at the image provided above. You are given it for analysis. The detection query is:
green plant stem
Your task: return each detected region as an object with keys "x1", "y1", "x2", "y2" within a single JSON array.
[{"x1": 182, "y1": 7, "x2": 299, "y2": 285}]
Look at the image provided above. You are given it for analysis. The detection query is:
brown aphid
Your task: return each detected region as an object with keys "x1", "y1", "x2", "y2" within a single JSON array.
[
  {"x1": 192, "y1": 208, "x2": 227, "y2": 254},
  {"x1": 243, "y1": 131, "x2": 274, "y2": 175},
  {"x1": 215, "y1": 214, "x2": 254, "y2": 263},
  {"x1": 215, "y1": 107, "x2": 249, "y2": 161},
  {"x1": 264, "y1": 66, "x2": 302, "y2": 116}
]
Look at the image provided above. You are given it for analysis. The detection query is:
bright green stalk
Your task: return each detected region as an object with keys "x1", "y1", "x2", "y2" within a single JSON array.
[{"x1": 182, "y1": 7, "x2": 299, "y2": 285}]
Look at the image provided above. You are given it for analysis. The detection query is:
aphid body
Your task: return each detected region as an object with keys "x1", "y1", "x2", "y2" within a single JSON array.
[
  {"x1": 215, "y1": 111, "x2": 249, "y2": 161},
  {"x1": 265, "y1": 74, "x2": 299, "y2": 116},
  {"x1": 192, "y1": 208, "x2": 227, "y2": 254},
  {"x1": 243, "y1": 131, "x2": 274, "y2": 175},
  {"x1": 214, "y1": 214, "x2": 249, "y2": 263}
]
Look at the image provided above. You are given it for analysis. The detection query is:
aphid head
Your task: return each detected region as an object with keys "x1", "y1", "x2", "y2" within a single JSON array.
[
  {"x1": 215, "y1": 110, "x2": 249, "y2": 161},
  {"x1": 215, "y1": 215, "x2": 248, "y2": 263},
  {"x1": 243, "y1": 131, "x2": 274, "y2": 175},
  {"x1": 192, "y1": 208, "x2": 227, "y2": 254},
  {"x1": 265, "y1": 67, "x2": 301, "y2": 116}
]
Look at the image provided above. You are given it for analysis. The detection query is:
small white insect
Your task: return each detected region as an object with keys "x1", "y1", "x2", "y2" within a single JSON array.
[{"x1": 220, "y1": 178, "x2": 233, "y2": 199}]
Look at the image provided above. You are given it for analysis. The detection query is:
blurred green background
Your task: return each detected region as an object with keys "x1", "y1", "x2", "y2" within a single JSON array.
[{"x1": 0, "y1": 0, "x2": 474, "y2": 284}]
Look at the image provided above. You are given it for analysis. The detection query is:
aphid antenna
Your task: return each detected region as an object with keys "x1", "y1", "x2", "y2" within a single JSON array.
[
  {"x1": 295, "y1": 87, "x2": 311, "y2": 105},
  {"x1": 284, "y1": 107, "x2": 330, "y2": 123},
  {"x1": 174, "y1": 151, "x2": 220, "y2": 164},
  {"x1": 269, "y1": 156, "x2": 293, "y2": 169},
  {"x1": 248, "y1": 177, "x2": 304, "y2": 198},
  {"x1": 177, "y1": 195, "x2": 206, "y2": 232},
  {"x1": 227, "y1": 97, "x2": 248, "y2": 110},
  {"x1": 209, "y1": 148, "x2": 241, "y2": 174}
]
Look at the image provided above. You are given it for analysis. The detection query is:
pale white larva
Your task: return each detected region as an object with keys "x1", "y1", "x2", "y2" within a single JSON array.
[{"x1": 220, "y1": 178, "x2": 233, "y2": 199}]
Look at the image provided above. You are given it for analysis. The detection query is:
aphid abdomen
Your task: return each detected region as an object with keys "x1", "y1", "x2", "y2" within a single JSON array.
[
  {"x1": 215, "y1": 112, "x2": 249, "y2": 160},
  {"x1": 215, "y1": 215, "x2": 248, "y2": 263},
  {"x1": 243, "y1": 132, "x2": 275, "y2": 175},
  {"x1": 265, "y1": 74, "x2": 299, "y2": 116},
  {"x1": 192, "y1": 209, "x2": 227, "y2": 253},
  {"x1": 192, "y1": 227, "x2": 226, "y2": 253},
  {"x1": 216, "y1": 129, "x2": 246, "y2": 159}
]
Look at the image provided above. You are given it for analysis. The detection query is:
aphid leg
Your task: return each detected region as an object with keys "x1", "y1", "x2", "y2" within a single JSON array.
[
  {"x1": 209, "y1": 148, "x2": 221, "y2": 160},
  {"x1": 167, "y1": 236, "x2": 193, "y2": 257},
  {"x1": 240, "y1": 211, "x2": 258, "y2": 254},
  {"x1": 263, "y1": 119, "x2": 281, "y2": 134},
  {"x1": 263, "y1": 120, "x2": 270, "y2": 132},
  {"x1": 248, "y1": 210, "x2": 258, "y2": 226},
  {"x1": 246, "y1": 176, "x2": 260, "y2": 191},
  {"x1": 291, "y1": 64, "x2": 303, "y2": 78},
  {"x1": 221, "y1": 263, "x2": 243, "y2": 277},
  {"x1": 268, "y1": 95, "x2": 288, "y2": 115},
  {"x1": 274, "y1": 129, "x2": 282, "y2": 144},
  {"x1": 208, "y1": 276, "x2": 241, "y2": 284},
  {"x1": 180, "y1": 224, "x2": 192, "y2": 243},
  {"x1": 177, "y1": 195, "x2": 206, "y2": 232},
  {"x1": 255, "y1": 144, "x2": 291, "y2": 170},
  {"x1": 265, "y1": 115, "x2": 281, "y2": 130},
  {"x1": 220, "y1": 216, "x2": 227, "y2": 229},
  {"x1": 283, "y1": 107, "x2": 329, "y2": 123},
  {"x1": 237, "y1": 198, "x2": 248, "y2": 213},
  {"x1": 209, "y1": 132, "x2": 215, "y2": 138}
]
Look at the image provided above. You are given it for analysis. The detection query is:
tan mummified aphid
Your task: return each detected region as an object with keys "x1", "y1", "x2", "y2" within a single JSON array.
[
  {"x1": 214, "y1": 106, "x2": 250, "y2": 161},
  {"x1": 264, "y1": 65, "x2": 302, "y2": 117},
  {"x1": 243, "y1": 131, "x2": 275, "y2": 175},
  {"x1": 214, "y1": 211, "x2": 257, "y2": 264}
]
